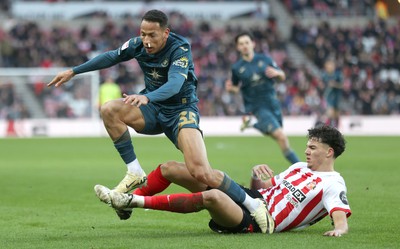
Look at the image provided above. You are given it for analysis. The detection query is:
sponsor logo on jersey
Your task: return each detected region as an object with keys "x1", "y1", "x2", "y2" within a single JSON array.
[
  {"x1": 121, "y1": 40, "x2": 130, "y2": 50},
  {"x1": 173, "y1": 57, "x2": 189, "y2": 68},
  {"x1": 339, "y1": 191, "x2": 348, "y2": 205},
  {"x1": 293, "y1": 189, "x2": 306, "y2": 203},
  {"x1": 148, "y1": 68, "x2": 162, "y2": 80},
  {"x1": 179, "y1": 46, "x2": 188, "y2": 52},
  {"x1": 283, "y1": 179, "x2": 306, "y2": 205}
]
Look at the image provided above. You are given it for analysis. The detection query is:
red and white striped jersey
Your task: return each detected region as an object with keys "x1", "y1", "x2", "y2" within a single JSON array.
[{"x1": 258, "y1": 162, "x2": 351, "y2": 232}]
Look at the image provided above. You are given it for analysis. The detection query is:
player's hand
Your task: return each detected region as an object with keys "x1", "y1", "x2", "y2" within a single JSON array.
[
  {"x1": 225, "y1": 79, "x2": 239, "y2": 93},
  {"x1": 252, "y1": 164, "x2": 274, "y2": 180},
  {"x1": 225, "y1": 79, "x2": 233, "y2": 90},
  {"x1": 123, "y1": 93, "x2": 149, "y2": 107},
  {"x1": 47, "y1": 69, "x2": 75, "y2": 87},
  {"x1": 323, "y1": 229, "x2": 345, "y2": 237},
  {"x1": 265, "y1": 66, "x2": 279, "y2": 78}
]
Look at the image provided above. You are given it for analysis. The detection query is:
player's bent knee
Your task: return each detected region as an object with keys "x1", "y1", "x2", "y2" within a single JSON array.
[
  {"x1": 191, "y1": 171, "x2": 218, "y2": 187},
  {"x1": 203, "y1": 189, "x2": 225, "y2": 205},
  {"x1": 160, "y1": 161, "x2": 185, "y2": 178},
  {"x1": 100, "y1": 100, "x2": 119, "y2": 117}
]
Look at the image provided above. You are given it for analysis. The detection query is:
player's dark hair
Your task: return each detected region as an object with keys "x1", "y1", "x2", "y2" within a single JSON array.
[
  {"x1": 234, "y1": 31, "x2": 254, "y2": 44},
  {"x1": 308, "y1": 125, "x2": 346, "y2": 158},
  {"x1": 142, "y1": 9, "x2": 169, "y2": 29}
]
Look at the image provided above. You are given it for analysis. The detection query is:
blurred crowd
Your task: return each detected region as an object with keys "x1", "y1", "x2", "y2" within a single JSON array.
[
  {"x1": 0, "y1": 1, "x2": 399, "y2": 121},
  {"x1": 284, "y1": 0, "x2": 376, "y2": 17}
]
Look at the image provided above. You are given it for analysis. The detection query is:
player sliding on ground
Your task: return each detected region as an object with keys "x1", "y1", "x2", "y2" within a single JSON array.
[{"x1": 95, "y1": 125, "x2": 351, "y2": 236}]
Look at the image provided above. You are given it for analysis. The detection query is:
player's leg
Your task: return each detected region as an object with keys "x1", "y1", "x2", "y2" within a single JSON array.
[
  {"x1": 254, "y1": 109, "x2": 299, "y2": 164},
  {"x1": 100, "y1": 99, "x2": 148, "y2": 193},
  {"x1": 177, "y1": 128, "x2": 270, "y2": 233},
  {"x1": 133, "y1": 160, "x2": 208, "y2": 196},
  {"x1": 98, "y1": 186, "x2": 271, "y2": 234},
  {"x1": 160, "y1": 160, "x2": 209, "y2": 192},
  {"x1": 111, "y1": 187, "x2": 245, "y2": 227},
  {"x1": 270, "y1": 128, "x2": 300, "y2": 164}
]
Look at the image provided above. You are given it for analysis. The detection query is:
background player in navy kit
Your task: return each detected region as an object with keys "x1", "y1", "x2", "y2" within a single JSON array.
[
  {"x1": 225, "y1": 32, "x2": 299, "y2": 165},
  {"x1": 48, "y1": 10, "x2": 271, "y2": 232},
  {"x1": 319, "y1": 58, "x2": 343, "y2": 128}
]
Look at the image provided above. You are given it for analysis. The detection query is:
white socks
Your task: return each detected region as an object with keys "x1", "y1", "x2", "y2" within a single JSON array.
[
  {"x1": 242, "y1": 194, "x2": 261, "y2": 213},
  {"x1": 127, "y1": 159, "x2": 145, "y2": 175}
]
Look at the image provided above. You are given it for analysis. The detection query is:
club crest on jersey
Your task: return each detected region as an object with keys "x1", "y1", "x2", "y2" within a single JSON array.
[
  {"x1": 258, "y1": 60, "x2": 264, "y2": 68},
  {"x1": 161, "y1": 58, "x2": 169, "y2": 67},
  {"x1": 339, "y1": 191, "x2": 348, "y2": 205},
  {"x1": 173, "y1": 57, "x2": 189, "y2": 68},
  {"x1": 305, "y1": 181, "x2": 317, "y2": 190}
]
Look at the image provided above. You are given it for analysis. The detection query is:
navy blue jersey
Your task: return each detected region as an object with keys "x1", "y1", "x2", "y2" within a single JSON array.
[
  {"x1": 231, "y1": 53, "x2": 280, "y2": 113},
  {"x1": 321, "y1": 70, "x2": 343, "y2": 108},
  {"x1": 73, "y1": 32, "x2": 198, "y2": 107},
  {"x1": 321, "y1": 70, "x2": 343, "y2": 94}
]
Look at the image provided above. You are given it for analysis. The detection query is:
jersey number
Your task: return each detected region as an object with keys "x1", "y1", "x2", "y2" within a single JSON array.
[{"x1": 178, "y1": 111, "x2": 197, "y2": 129}]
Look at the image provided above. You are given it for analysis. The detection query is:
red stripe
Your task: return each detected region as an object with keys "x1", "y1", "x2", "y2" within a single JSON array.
[
  {"x1": 270, "y1": 168, "x2": 303, "y2": 225},
  {"x1": 269, "y1": 187, "x2": 288, "y2": 216},
  {"x1": 282, "y1": 189, "x2": 324, "y2": 231}
]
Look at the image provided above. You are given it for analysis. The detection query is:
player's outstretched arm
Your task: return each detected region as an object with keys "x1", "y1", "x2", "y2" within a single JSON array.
[
  {"x1": 47, "y1": 69, "x2": 76, "y2": 88},
  {"x1": 323, "y1": 210, "x2": 348, "y2": 237}
]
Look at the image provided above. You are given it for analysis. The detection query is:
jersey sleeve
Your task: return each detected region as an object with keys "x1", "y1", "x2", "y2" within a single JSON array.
[
  {"x1": 73, "y1": 38, "x2": 139, "y2": 74},
  {"x1": 323, "y1": 177, "x2": 351, "y2": 217},
  {"x1": 231, "y1": 66, "x2": 240, "y2": 86},
  {"x1": 265, "y1": 56, "x2": 282, "y2": 72},
  {"x1": 169, "y1": 44, "x2": 191, "y2": 78}
]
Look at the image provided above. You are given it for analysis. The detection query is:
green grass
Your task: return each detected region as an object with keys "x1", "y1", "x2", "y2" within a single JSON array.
[{"x1": 0, "y1": 135, "x2": 399, "y2": 249}]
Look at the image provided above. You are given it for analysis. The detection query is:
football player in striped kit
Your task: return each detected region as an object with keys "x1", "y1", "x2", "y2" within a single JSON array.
[{"x1": 95, "y1": 125, "x2": 350, "y2": 236}]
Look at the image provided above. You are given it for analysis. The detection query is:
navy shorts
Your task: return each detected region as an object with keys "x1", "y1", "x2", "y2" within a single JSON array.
[
  {"x1": 325, "y1": 90, "x2": 342, "y2": 109},
  {"x1": 252, "y1": 108, "x2": 282, "y2": 135},
  {"x1": 208, "y1": 186, "x2": 264, "y2": 234},
  {"x1": 139, "y1": 102, "x2": 201, "y2": 148}
]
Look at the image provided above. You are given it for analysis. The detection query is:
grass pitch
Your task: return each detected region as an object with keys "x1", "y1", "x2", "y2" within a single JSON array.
[{"x1": 0, "y1": 135, "x2": 399, "y2": 249}]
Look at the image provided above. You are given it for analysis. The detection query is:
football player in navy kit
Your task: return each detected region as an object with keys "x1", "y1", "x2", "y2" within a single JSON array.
[
  {"x1": 48, "y1": 10, "x2": 271, "y2": 233},
  {"x1": 225, "y1": 32, "x2": 299, "y2": 165}
]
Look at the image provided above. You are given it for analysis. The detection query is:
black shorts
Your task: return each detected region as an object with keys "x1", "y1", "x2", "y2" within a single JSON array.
[{"x1": 208, "y1": 186, "x2": 264, "y2": 234}]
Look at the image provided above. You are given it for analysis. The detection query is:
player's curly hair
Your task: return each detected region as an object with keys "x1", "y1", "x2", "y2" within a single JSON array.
[
  {"x1": 142, "y1": 9, "x2": 169, "y2": 29},
  {"x1": 308, "y1": 125, "x2": 346, "y2": 158}
]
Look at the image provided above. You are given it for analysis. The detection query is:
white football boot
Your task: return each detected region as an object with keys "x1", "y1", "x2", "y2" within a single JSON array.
[
  {"x1": 251, "y1": 198, "x2": 275, "y2": 234},
  {"x1": 113, "y1": 171, "x2": 147, "y2": 194}
]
